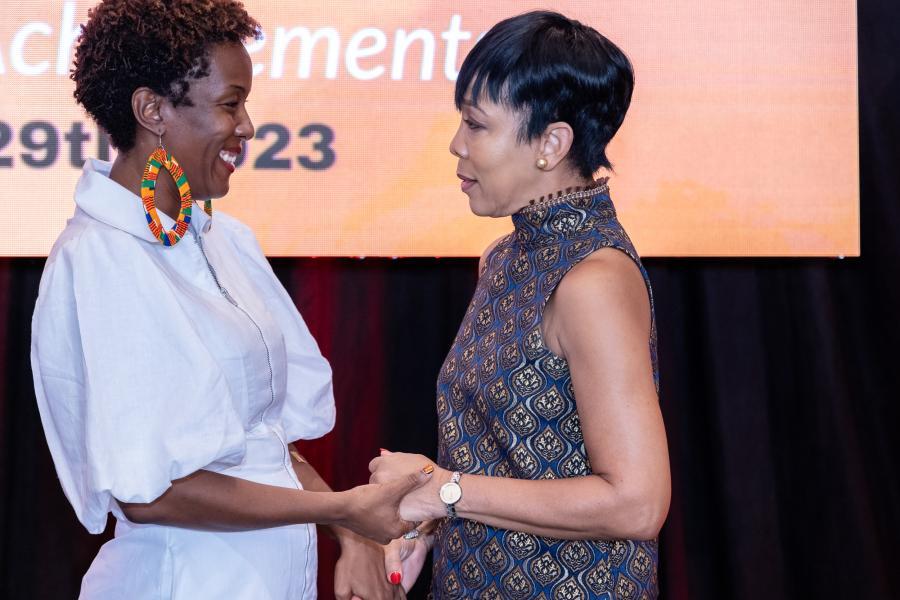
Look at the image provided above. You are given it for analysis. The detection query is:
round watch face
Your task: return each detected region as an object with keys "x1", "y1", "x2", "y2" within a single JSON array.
[{"x1": 439, "y1": 481, "x2": 462, "y2": 505}]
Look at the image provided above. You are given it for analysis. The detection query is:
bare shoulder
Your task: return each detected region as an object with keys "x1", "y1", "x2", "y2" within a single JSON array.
[
  {"x1": 478, "y1": 234, "x2": 510, "y2": 273},
  {"x1": 553, "y1": 247, "x2": 650, "y2": 326}
]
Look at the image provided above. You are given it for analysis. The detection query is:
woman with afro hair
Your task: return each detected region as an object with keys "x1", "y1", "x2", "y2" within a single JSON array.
[{"x1": 30, "y1": 1, "x2": 421, "y2": 598}]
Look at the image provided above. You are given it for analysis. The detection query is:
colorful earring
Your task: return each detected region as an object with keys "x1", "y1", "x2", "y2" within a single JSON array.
[
  {"x1": 140, "y1": 135, "x2": 211, "y2": 246},
  {"x1": 536, "y1": 157, "x2": 549, "y2": 170}
]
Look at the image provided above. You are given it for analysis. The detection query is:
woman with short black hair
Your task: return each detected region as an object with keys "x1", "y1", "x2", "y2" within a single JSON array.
[{"x1": 370, "y1": 11, "x2": 670, "y2": 598}]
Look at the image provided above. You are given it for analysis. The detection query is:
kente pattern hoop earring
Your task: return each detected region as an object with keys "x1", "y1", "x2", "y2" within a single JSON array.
[{"x1": 140, "y1": 136, "x2": 211, "y2": 246}]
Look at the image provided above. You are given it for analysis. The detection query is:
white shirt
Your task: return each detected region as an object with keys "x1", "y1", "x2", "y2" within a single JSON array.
[{"x1": 31, "y1": 159, "x2": 335, "y2": 599}]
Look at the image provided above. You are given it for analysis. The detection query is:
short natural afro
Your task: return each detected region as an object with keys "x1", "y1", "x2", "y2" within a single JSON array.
[{"x1": 72, "y1": 0, "x2": 261, "y2": 153}]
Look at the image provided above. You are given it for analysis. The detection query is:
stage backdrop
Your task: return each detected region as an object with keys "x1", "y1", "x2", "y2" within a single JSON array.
[{"x1": 0, "y1": 0, "x2": 858, "y2": 257}]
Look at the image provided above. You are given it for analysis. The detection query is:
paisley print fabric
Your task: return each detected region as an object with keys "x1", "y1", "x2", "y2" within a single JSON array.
[{"x1": 432, "y1": 188, "x2": 660, "y2": 599}]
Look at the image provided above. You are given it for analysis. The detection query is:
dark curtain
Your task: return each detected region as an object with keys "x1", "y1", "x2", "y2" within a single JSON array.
[{"x1": 1, "y1": 0, "x2": 898, "y2": 597}]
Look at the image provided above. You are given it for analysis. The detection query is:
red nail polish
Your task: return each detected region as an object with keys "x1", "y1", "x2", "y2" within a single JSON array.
[{"x1": 389, "y1": 571, "x2": 402, "y2": 585}]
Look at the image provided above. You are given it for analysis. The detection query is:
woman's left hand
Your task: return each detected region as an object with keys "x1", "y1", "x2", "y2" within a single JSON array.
[
  {"x1": 334, "y1": 528, "x2": 405, "y2": 600},
  {"x1": 369, "y1": 451, "x2": 446, "y2": 522},
  {"x1": 383, "y1": 533, "x2": 433, "y2": 593}
]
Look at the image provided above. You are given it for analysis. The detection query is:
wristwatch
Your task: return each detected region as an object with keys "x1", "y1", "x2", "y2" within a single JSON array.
[{"x1": 439, "y1": 471, "x2": 463, "y2": 519}]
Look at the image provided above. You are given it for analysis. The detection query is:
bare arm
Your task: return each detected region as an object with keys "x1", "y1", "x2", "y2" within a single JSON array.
[
  {"x1": 287, "y1": 446, "x2": 354, "y2": 536},
  {"x1": 120, "y1": 468, "x2": 345, "y2": 530},
  {"x1": 121, "y1": 456, "x2": 430, "y2": 544},
  {"x1": 371, "y1": 248, "x2": 670, "y2": 541}
]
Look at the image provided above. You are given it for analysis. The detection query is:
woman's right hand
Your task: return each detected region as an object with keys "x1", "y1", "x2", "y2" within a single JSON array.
[
  {"x1": 383, "y1": 534, "x2": 432, "y2": 593},
  {"x1": 339, "y1": 470, "x2": 432, "y2": 544}
]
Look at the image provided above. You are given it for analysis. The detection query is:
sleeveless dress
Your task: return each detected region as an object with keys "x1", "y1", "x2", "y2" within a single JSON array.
[{"x1": 432, "y1": 183, "x2": 660, "y2": 600}]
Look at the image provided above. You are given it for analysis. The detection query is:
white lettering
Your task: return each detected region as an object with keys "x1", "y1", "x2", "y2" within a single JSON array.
[
  {"x1": 0, "y1": 14, "x2": 486, "y2": 82},
  {"x1": 346, "y1": 28, "x2": 386, "y2": 80},
  {"x1": 11, "y1": 22, "x2": 53, "y2": 75},
  {"x1": 391, "y1": 28, "x2": 434, "y2": 80},
  {"x1": 271, "y1": 26, "x2": 340, "y2": 79},
  {"x1": 441, "y1": 15, "x2": 471, "y2": 81},
  {"x1": 56, "y1": 1, "x2": 79, "y2": 75}
]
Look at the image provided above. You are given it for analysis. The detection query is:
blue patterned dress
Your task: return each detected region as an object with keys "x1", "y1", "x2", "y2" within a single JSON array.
[{"x1": 432, "y1": 183, "x2": 660, "y2": 599}]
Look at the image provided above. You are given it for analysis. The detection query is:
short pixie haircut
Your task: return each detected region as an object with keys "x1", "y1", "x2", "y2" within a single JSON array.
[
  {"x1": 455, "y1": 11, "x2": 633, "y2": 178},
  {"x1": 72, "y1": 0, "x2": 260, "y2": 153}
]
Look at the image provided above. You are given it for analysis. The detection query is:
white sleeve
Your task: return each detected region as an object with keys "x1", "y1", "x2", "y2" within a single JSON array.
[
  {"x1": 275, "y1": 294, "x2": 336, "y2": 442},
  {"x1": 225, "y1": 219, "x2": 336, "y2": 442},
  {"x1": 31, "y1": 230, "x2": 246, "y2": 534}
]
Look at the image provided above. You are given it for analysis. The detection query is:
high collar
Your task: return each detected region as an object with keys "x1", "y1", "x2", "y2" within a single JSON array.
[
  {"x1": 75, "y1": 158, "x2": 212, "y2": 243},
  {"x1": 511, "y1": 184, "x2": 618, "y2": 249}
]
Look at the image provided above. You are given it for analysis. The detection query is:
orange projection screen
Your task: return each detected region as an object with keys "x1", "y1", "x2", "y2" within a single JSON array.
[{"x1": 0, "y1": 1, "x2": 858, "y2": 256}]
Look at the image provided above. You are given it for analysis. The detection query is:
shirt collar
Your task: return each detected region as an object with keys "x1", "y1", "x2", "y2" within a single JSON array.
[
  {"x1": 75, "y1": 158, "x2": 212, "y2": 243},
  {"x1": 511, "y1": 185, "x2": 617, "y2": 249}
]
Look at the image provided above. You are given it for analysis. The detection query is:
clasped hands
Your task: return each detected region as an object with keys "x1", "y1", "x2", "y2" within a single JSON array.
[
  {"x1": 368, "y1": 449, "x2": 449, "y2": 523},
  {"x1": 367, "y1": 449, "x2": 450, "y2": 592},
  {"x1": 329, "y1": 450, "x2": 446, "y2": 597},
  {"x1": 327, "y1": 449, "x2": 442, "y2": 600}
]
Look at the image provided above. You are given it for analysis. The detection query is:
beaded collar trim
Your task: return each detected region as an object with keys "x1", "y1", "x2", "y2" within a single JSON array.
[{"x1": 519, "y1": 177, "x2": 610, "y2": 215}]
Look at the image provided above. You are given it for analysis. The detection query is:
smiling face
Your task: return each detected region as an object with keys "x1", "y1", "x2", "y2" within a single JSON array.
[
  {"x1": 159, "y1": 42, "x2": 254, "y2": 200},
  {"x1": 449, "y1": 95, "x2": 545, "y2": 217}
]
